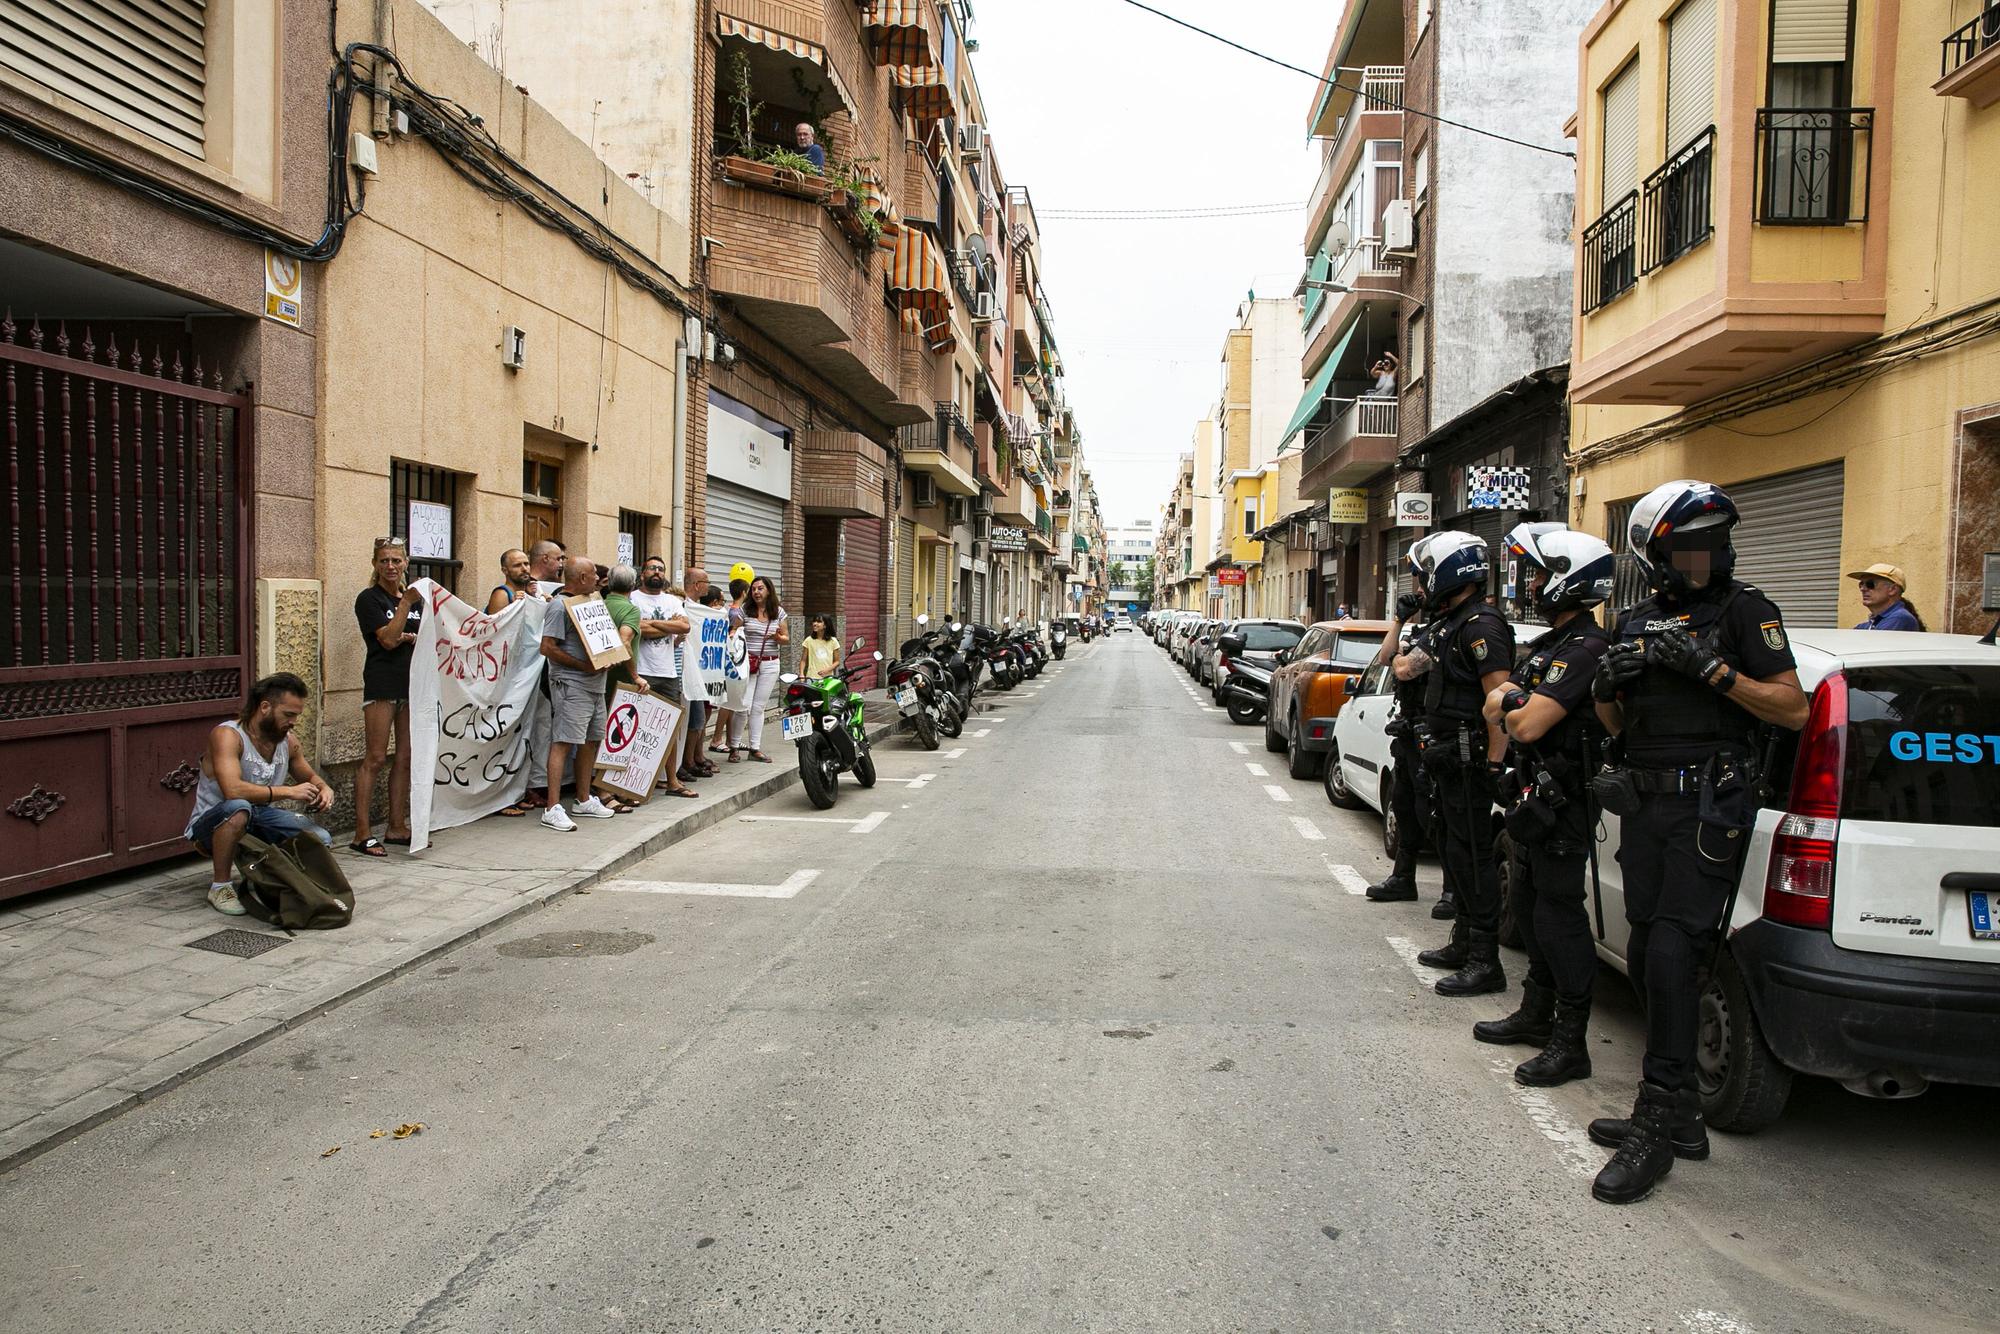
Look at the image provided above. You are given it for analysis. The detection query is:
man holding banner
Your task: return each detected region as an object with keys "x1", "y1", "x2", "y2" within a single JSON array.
[{"x1": 539, "y1": 556, "x2": 625, "y2": 832}]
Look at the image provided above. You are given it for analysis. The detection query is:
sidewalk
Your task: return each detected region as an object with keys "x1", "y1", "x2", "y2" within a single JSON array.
[{"x1": 0, "y1": 692, "x2": 899, "y2": 1172}]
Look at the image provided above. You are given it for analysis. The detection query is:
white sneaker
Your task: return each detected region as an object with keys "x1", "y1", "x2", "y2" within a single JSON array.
[
  {"x1": 570, "y1": 796, "x2": 615, "y2": 820},
  {"x1": 207, "y1": 882, "x2": 248, "y2": 916},
  {"x1": 541, "y1": 804, "x2": 578, "y2": 832}
]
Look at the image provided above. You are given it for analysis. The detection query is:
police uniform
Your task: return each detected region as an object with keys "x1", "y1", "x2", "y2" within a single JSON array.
[
  {"x1": 1381, "y1": 618, "x2": 1433, "y2": 886},
  {"x1": 1612, "y1": 579, "x2": 1793, "y2": 1094},
  {"x1": 1502, "y1": 616, "x2": 1612, "y2": 1012},
  {"x1": 1420, "y1": 597, "x2": 1516, "y2": 939}
]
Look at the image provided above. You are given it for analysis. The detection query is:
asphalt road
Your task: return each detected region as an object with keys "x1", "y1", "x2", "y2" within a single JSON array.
[{"x1": 3, "y1": 632, "x2": 1995, "y2": 1333}]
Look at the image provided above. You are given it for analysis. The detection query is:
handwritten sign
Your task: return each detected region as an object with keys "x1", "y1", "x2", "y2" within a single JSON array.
[
  {"x1": 406, "y1": 579, "x2": 548, "y2": 852},
  {"x1": 565, "y1": 594, "x2": 631, "y2": 671},
  {"x1": 616, "y1": 531, "x2": 635, "y2": 569},
  {"x1": 684, "y1": 603, "x2": 733, "y2": 704},
  {"x1": 408, "y1": 501, "x2": 452, "y2": 560},
  {"x1": 595, "y1": 683, "x2": 682, "y2": 803}
]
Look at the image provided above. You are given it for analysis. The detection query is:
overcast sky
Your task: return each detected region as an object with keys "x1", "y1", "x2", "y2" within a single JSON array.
[{"x1": 971, "y1": 0, "x2": 1333, "y2": 530}]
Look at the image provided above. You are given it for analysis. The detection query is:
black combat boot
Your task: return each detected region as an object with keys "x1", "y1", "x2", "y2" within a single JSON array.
[
  {"x1": 1472, "y1": 978, "x2": 1554, "y2": 1045},
  {"x1": 1435, "y1": 929, "x2": 1507, "y2": 997},
  {"x1": 1416, "y1": 919, "x2": 1468, "y2": 969},
  {"x1": 1431, "y1": 889, "x2": 1457, "y2": 920},
  {"x1": 1592, "y1": 1080, "x2": 1680, "y2": 1204},
  {"x1": 1514, "y1": 1000, "x2": 1592, "y2": 1086},
  {"x1": 1365, "y1": 871, "x2": 1418, "y2": 902},
  {"x1": 1587, "y1": 1084, "x2": 1709, "y2": 1160}
]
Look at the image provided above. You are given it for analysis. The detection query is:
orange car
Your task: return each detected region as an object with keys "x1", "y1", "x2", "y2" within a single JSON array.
[{"x1": 1264, "y1": 619, "x2": 1394, "y2": 780}]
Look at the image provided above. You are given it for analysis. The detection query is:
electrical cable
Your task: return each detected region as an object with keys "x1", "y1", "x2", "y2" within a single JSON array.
[
  {"x1": 1042, "y1": 200, "x2": 1308, "y2": 219},
  {"x1": 1112, "y1": 0, "x2": 1576, "y2": 160}
]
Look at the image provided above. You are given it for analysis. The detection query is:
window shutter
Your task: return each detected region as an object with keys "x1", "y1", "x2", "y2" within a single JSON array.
[
  {"x1": 1666, "y1": 0, "x2": 1717, "y2": 153},
  {"x1": 1770, "y1": 0, "x2": 1849, "y2": 63},
  {"x1": 0, "y1": 0, "x2": 208, "y2": 158},
  {"x1": 1600, "y1": 61, "x2": 1640, "y2": 208}
]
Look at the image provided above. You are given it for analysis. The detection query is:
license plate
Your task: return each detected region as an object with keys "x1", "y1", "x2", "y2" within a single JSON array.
[
  {"x1": 894, "y1": 687, "x2": 919, "y2": 713},
  {"x1": 1970, "y1": 891, "x2": 2000, "y2": 940},
  {"x1": 781, "y1": 713, "x2": 812, "y2": 742}
]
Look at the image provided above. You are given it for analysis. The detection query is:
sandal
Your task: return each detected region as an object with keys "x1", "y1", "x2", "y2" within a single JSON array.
[
  {"x1": 498, "y1": 798, "x2": 535, "y2": 817},
  {"x1": 385, "y1": 835, "x2": 412, "y2": 846},
  {"x1": 708, "y1": 745, "x2": 731, "y2": 756},
  {"x1": 665, "y1": 786, "x2": 700, "y2": 799},
  {"x1": 748, "y1": 751, "x2": 773, "y2": 764},
  {"x1": 349, "y1": 837, "x2": 387, "y2": 858}
]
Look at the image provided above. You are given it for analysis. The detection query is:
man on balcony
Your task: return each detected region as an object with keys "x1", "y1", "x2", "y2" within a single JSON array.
[
  {"x1": 1365, "y1": 352, "x2": 1399, "y2": 398},
  {"x1": 794, "y1": 123, "x2": 826, "y2": 173}
]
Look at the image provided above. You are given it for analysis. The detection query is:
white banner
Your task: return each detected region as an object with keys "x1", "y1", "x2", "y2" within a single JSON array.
[
  {"x1": 683, "y1": 603, "x2": 732, "y2": 704},
  {"x1": 407, "y1": 579, "x2": 548, "y2": 853}
]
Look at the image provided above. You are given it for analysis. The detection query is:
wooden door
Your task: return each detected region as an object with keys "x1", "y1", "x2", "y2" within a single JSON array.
[{"x1": 522, "y1": 456, "x2": 563, "y2": 552}]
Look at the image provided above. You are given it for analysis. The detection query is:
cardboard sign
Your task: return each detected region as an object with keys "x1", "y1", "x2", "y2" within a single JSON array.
[
  {"x1": 565, "y1": 594, "x2": 631, "y2": 671},
  {"x1": 406, "y1": 579, "x2": 548, "y2": 853},
  {"x1": 408, "y1": 501, "x2": 452, "y2": 560},
  {"x1": 595, "y1": 682, "x2": 683, "y2": 803},
  {"x1": 684, "y1": 602, "x2": 733, "y2": 703}
]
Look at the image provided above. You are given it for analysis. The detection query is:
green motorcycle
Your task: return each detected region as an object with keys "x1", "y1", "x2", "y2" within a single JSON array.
[{"x1": 778, "y1": 640, "x2": 882, "y2": 810}]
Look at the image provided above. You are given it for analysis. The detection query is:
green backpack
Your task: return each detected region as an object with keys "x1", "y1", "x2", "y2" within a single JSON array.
[{"x1": 234, "y1": 832, "x2": 357, "y2": 930}]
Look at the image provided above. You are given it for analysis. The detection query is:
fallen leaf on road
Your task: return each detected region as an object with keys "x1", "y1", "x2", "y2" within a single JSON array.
[
  {"x1": 321, "y1": 1145, "x2": 341, "y2": 1158},
  {"x1": 392, "y1": 1122, "x2": 426, "y2": 1139},
  {"x1": 369, "y1": 1130, "x2": 387, "y2": 1139}
]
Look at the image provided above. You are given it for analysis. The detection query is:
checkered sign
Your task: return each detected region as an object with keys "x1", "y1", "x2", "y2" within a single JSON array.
[{"x1": 1466, "y1": 466, "x2": 1531, "y2": 510}]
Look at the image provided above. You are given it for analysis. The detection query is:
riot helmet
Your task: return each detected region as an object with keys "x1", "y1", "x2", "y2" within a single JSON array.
[
  {"x1": 1415, "y1": 530, "x2": 1490, "y2": 611},
  {"x1": 1516, "y1": 528, "x2": 1617, "y2": 617},
  {"x1": 1627, "y1": 480, "x2": 1739, "y2": 598}
]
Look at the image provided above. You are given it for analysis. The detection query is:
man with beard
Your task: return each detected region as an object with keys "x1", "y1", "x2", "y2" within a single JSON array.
[
  {"x1": 632, "y1": 555, "x2": 699, "y2": 798},
  {"x1": 183, "y1": 673, "x2": 337, "y2": 915}
]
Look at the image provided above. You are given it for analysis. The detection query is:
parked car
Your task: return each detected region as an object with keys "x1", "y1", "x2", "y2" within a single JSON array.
[
  {"x1": 1188, "y1": 620, "x2": 1223, "y2": 678},
  {"x1": 1114, "y1": 614, "x2": 1134, "y2": 632},
  {"x1": 1212, "y1": 619, "x2": 1306, "y2": 707},
  {"x1": 1263, "y1": 620, "x2": 1391, "y2": 779}
]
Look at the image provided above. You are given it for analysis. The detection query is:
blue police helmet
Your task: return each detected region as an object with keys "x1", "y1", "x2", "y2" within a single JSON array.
[
  {"x1": 1416, "y1": 530, "x2": 1490, "y2": 610},
  {"x1": 1627, "y1": 480, "x2": 1739, "y2": 595},
  {"x1": 1529, "y1": 529, "x2": 1618, "y2": 615}
]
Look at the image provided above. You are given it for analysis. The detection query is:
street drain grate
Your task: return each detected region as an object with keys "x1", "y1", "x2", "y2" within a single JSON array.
[{"x1": 185, "y1": 928, "x2": 290, "y2": 958}]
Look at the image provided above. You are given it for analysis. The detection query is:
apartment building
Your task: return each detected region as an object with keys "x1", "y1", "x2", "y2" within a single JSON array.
[
  {"x1": 1568, "y1": 0, "x2": 2000, "y2": 630},
  {"x1": 1207, "y1": 297, "x2": 1306, "y2": 619},
  {"x1": 1283, "y1": 0, "x2": 1591, "y2": 615},
  {"x1": 1105, "y1": 519, "x2": 1154, "y2": 613}
]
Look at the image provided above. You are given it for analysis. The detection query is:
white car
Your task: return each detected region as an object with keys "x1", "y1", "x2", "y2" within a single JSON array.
[{"x1": 1114, "y1": 614, "x2": 1134, "y2": 632}]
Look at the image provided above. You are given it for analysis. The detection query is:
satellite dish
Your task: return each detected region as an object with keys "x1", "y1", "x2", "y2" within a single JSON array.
[{"x1": 1326, "y1": 220, "x2": 1353, "y2": 257}]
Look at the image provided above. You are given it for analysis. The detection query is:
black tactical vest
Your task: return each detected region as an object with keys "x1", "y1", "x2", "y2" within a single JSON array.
[
  {"x1": 1616, "y1": 583, "x2": 1758, "y2": 755},
  {"x1": 1516, "y1": 617, "x2": 1609, "y2": 763},
  {"x1": 1423, "y1": 599, "x2": 1499, "y2": 725}
]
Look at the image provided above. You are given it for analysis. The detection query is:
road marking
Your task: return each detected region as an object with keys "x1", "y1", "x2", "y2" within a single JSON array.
[
  {"x1": 848, "y1": 810, "x2": 889, "y2": 834},
  {"x1": 738, "y1": 811, "x2": 889, "y2": 834},
  {"x1": 1245, "y1": 762, "x2": 1269, "y2": 777},
  {"x1": 1262, "y1": 784, "x2": 1293, "y2": 803},
  {"x1": 988, "y1": 715, "x2": 1008, "y2": 722},
  {"x1": 1327, "y1": 862, "x2": 1372, "y2": 895},
  {"x1": 1384, "y1": 936, "x2": 1434, "y2": 983},
  {"x1": 1290, "y1": 816, "x2": 1325, "y2": 841},
  {"x1": 1682, "y1": 1313, "x2": 1757, "y2": 1334},
  {"x1": 1227, "y1": 741, "x2": 1250, "y2": 755},
  {"x1": 875, "y1": 774, "x2": 937, "y2": 788},
  {"x1": 941, "y1": 748, "x2": 966, "y2": 759},
  {"x1": 971, "y1": 728, "x2": 991, "y2": 738},
  {"x1": 597, "y1": 869, "x2": 821, "y2": 900},
  {"x1": 1485, "y1": 1057, "x2": 1598, "y2": 1179}
]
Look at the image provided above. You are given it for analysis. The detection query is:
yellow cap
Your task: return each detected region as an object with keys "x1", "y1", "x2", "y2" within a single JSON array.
[{"x1": 1845, "y1": 562, "x2": 1906, "y2": 590}]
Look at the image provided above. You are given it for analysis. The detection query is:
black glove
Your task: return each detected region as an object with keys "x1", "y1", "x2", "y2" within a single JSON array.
[
  {"x1": 1648, "y1": 626, "x2": 1725, "y2": 686},
  {"x1": 1394, "y1": 592, "x2": 1424, "y2": 621},
  {"x1": 1498, "y1": 685, "x2": 1531, "y2": 714},
  {"x1": 1593, "y1": 642, "x2": 1645, "y2": 702}
]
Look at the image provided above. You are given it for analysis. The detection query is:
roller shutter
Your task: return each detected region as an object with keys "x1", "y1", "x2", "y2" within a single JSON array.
[
  {"x1": 704, "y1": 477, "x2": 786, "y2": 600},
  {"x1": 894, "y1": 518, "x2": 917, "y2": 655},
  {"x1": 841, "y1": 516, "x2": 884, "y2": 690},
  {"x1": 0, "y1": 0, "x2": 208, "y2": 158},
  {"x1": 971, "y1": 570, "x2": 986, "y2": 624},
  {"x1": 1601, "y1": 60, "x2": 1640, "y2": 208},
  {"x1": 1771, "y1": 0, "x2": 1849, "y2": 63},
  {"x1": 929, "y1": 541, "x2": 953, "y2": 619},
  {"x1": 1728, "y1": 463, "x2": 1844, "y2": 629},
  {"x1": 1666, "y1": 0, "x2": 1717, "y2": 153}
]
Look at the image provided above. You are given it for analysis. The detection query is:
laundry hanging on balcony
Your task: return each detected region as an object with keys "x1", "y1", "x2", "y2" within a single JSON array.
[
  {"x1": 716, "y1": 15, "x2": 858, "y2": 121},
  {"x1": 891, "y1": 63, "x2": 957, "y2": 129},
  {"x1": 861, "y1": 0, "x2": 937, "y2": 68},
  {"x1": 890, "y1": 226, "x2": 954, "y2": 350}
]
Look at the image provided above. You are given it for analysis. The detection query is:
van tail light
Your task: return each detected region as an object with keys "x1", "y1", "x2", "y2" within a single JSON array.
[{"x1": 1764, "y1": 671, "x2": 1846, "y2": 930}]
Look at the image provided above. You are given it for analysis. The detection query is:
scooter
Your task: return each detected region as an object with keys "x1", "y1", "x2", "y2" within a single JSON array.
[
  {"x1": 1050, "y1": 621, "x2": 1067, "y2": 660},
  {"x1": 778, "y1": 639, "x2": 882, "y2": 810},
  {"x1": 888, "y1": 615, "x2": 956, "y2": 751},
  {"x1": 1217, "y1": 658, "x2": 1272, "y2": 726}
]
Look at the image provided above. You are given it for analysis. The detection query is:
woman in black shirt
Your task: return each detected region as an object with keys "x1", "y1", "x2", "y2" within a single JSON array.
[{"x1": 352, "y1": 537, "x2": 423, "y2": 856}]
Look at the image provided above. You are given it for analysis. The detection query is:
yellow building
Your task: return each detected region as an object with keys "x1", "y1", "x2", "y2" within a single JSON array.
[{"x1": 1568, "y1": 0, "x2": 2000, "y2": 631}]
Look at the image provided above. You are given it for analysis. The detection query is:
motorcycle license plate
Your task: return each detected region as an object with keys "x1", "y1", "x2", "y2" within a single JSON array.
[
  {"x1": 781, "y1": 712, "x2": 813, "y2": 742},
  {"x1": 895, "y1": 687, "x2": 920, "y2": 713},
  {"x1": 1969, "y1": 891, "x2": 2000, "y2": 941}
]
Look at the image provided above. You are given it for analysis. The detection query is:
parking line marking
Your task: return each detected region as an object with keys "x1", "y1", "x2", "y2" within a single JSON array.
[
  {"x1": 1262, "y1": 784, "x2": 1293, "y2": 804},
  {"x1": 1681, "y1": 1313, "x2": 1757, "y2": 1334},
  {"x1": 1384, "y1": 936, "x2": 1434, "y2": 983},
  {"x1": 874, "y1": 774, "x2": 936, "y2": 788},
  {"x1": 971, "y1": 728, "x2": 991, "y2": 738},
  {"x1": 1290, "y1": 816, "x2": 1325, "y2": 841},
  {"x1": 1327, "y1": 862, "x2": 1372, "y2": 895},
  {"x1": 848, "y1": 811, "x2": 890, "y2": 834},
  {"x1": 941, "y1": 748, "x2": 967, "y2": 759},
  {"x1": 597, "y1": 869, "x2": 821, "y2": 899},
  {"x1": 1486, "y1": 1056, "x2": 1598, "y2": 1179},
  {"x1": 1227, "y1": 741, "x2": 1250, "y2": 755},
  {"x1": 987, "y1": 715, "x2": 1008, "y2": 722},
  {"x1": 1245, "y1": 762, "x2": 1269, "y2": 777}
]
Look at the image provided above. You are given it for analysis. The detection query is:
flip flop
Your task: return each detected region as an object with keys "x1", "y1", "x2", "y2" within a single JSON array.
[
  {"x1": 748, "y1": 752, "x2": 773, "y2": 763},
  {"x1": 349, "y1": 837, "x2": 387, "y2": 858},
  {"x1": 708, "y1": 746, "x2": 731, "y2": 756},
  {"x1": 666, "y1": 787, "x2": 700, "y2": 799},
  {"x1": 385, "y1": 835, "x2": 412, "y2": 846},
  {"x1": 498, "y1": 799, "x2": 533, "y2": 817}
]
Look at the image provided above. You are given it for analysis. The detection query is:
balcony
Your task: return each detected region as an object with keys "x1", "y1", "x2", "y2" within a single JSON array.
[
  {"x1": 1936, "y1": 5, "x2": 2000, "y2": 107},
  {"x1": 1753, "y1": 108, "x2": 1873, "y2": 226},
  {"x1": 1299, "y1": 397, "x2": 1398, "y2": 496},
  {"x1": 798, "y1": 430, "x2": 888, "y2": 518},
  {"x1": 1579, "y1": 193, "x2": 1638, "y2": 315},
  {"x1": 897, "y1": 403, "x2": 980, "y2": 496},
  {"x1": 1639, "y1": 129, "x2": 1714, "y2": 274},
  {"x1": 995, "y1": 473, "x2": 1036, "y2": 527},
  {"x1": 1305, "y1": 68, "x2": 1404, "y2": 250}
]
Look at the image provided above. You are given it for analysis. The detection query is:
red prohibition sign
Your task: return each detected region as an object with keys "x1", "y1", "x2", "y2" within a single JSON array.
[{"x1": 606, "y1": 702, "x2": 640, "y2": 753}]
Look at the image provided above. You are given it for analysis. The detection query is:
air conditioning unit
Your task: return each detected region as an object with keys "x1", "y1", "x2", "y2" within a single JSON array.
[
  {"x1": 971, "y1": 493, "x2": 993, "y2": 516},
  {"x1": 912, "y1": 474, "x2": 938, "y2": 507},
  {"x1": 1381, "y1": 198, "x2": 1415, "y2": 252},
  {"x1": 948, "y1": 497, "x2": 969, "y2": 526},
  {"x1": 973, "y1": 290, "x2": 997, "y2": 323},
  {"x1": 976, "y1": 515, "x2": 993, "y2": 539},
  {"x1": 961, "y1": 122, "x2": 987, "y2": 159}
]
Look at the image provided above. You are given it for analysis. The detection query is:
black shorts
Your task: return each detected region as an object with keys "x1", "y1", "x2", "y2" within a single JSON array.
[{"x1": 362, "y1": 662, "x2": 410, "y2": 704}]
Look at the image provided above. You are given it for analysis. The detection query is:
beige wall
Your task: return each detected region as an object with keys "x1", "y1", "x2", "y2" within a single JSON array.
[{"x1": 318, "y1": 0, "x2": 690, "y2": 762}]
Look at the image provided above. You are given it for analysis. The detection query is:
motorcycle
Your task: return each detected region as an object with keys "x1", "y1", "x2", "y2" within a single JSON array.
[
  {"x1": 1217, "y1": 658, "x2": 1272, "y2": 726},
  {"x1": 975, "y1": 622, "x2": 1018, "y2": 690},
  {"x1": 888, "y1": 615, "x2": 960, "y2": 751},
  {"x1": 778, "y1": 640, "x2": 883, "y2": 810},
  {"x1": 1050, "y1": 621, "x2": 1067, "y2": 660}
]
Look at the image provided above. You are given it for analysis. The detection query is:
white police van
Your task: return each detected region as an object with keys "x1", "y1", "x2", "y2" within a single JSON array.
[{"x1": 1592, "y1": 629, "x2": 2000, "y2": 1131}]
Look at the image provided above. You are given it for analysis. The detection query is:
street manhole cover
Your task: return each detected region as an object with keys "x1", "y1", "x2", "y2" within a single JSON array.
[
  {"x1": 496, "y1": 930, "x2": 655, "y2": 959},
  {"x1": 186, "y1": 928, "x2": 290, "y2": 958}
]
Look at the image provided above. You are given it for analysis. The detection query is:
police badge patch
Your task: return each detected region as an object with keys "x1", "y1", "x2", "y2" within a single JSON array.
[
  {"x1": 1471, "y1": 638, "x2": 1490, "y2": 662},
  {"x1": 1761, "y1": 620, "x2": 1786, "y2": 651},
  {"x1": 1545, "y1": 659, "x2": 1567, "y2": 684}
]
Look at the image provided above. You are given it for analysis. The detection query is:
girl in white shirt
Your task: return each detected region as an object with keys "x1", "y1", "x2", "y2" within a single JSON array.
[{"x1": 728, "y1": 576, "x2": 790, "y2": 762}]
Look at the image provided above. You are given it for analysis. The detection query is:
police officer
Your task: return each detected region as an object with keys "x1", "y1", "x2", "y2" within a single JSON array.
[
  {"x1": 1588, "y1": 480, "x2": 1808, "y2": 1205},
  {"x1": 1475, "y1": 524, "x2": 1618, "y2": 1086},
  {"x1": 1365, "y1": 545, "x2": 1449, "y2": 919},
  {"x1": 1399, "y1": 532, "x2": 1515, "y2": 996}
]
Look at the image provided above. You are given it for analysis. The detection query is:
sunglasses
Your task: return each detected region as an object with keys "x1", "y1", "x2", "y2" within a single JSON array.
[{"x1": 1857, "y1": 579, "x2": 1885, "y2": 590}]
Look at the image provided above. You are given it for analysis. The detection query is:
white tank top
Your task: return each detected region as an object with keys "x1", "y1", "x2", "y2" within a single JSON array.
[{"x1": 183, "y1": 721, "x2": 290, "y2": 839}]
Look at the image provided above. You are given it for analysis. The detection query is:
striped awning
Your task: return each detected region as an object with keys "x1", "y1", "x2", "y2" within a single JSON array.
[
  {"x1": 717, "y1": 15, "x2": 858, "y2": 119},
  {"x1": 860, "y1": 0, "x2": 937, "y2": 68},
  {"x1": 890, "y1": 64, "x2": 957, "y2": 127},
  {"x1": 890, "y1": 226, "x2": 954, "y2": 349}
]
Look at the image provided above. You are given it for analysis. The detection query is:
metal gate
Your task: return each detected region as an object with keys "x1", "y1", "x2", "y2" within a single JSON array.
[
  {"x1": 841, "y1": 516, "x2": 883, "y2": 690},
  {"x1": 1, "y1": 317, "x2": 253, "y2": 900},
  {"x1": 894, "y1": 518, "x2": 916, "y2": 657}
]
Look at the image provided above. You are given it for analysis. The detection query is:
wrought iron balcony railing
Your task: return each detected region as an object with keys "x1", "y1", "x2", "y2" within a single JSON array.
[
  {"x1": 1580, "y1": 191, "x2": 1638, "y2": 314},
  {"x1": 1942, "y1": 4, "x2": 2000, "y2": 77},
  {"x1": 1755, "y1": 107, "x2": 1873, "y2": 225},
  {"x1": 1640, "y1": 128, "x2": 1714, "y2": 273}
]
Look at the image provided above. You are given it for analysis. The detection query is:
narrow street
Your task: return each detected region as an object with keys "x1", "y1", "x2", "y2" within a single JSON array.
[{"x1": 3, "y1": 635, "x2": 1994, "y2": 1334}]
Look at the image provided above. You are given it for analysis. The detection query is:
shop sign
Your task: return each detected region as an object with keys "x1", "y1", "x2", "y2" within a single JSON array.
[
  {"x1": 706, "y1": 390, "x2": 793, "y2": 501},
  {"x1": 1466, "y1": 466, "x2": 1531, "y2": 510},
  {"x1": 991, "y1": 526, "x2": 1028, "y2": 552},
  {"x1": 1215, "y1": 567, "x2": 1246, "y2": 586},
  {"x1": 1328, "y1": 488, "x2": 1368, "y2": 524},
  {"x1": 1394, "y1": 492, "x2": 1433, "y2": 527}
]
